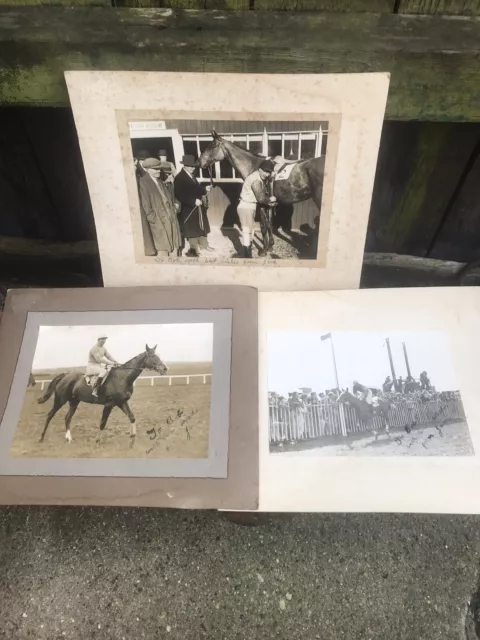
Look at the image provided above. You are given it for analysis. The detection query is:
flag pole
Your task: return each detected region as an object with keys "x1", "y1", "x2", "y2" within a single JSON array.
[{"x1": 330, "y1": 336, "x2": 340, "y2": 389}]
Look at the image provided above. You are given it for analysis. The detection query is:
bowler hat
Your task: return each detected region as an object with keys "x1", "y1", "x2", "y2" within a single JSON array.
[
  {"x1": 181, "y1": 154, "x2": 198, "y2": 167},
  {"x1": 158, "y1": 149, "x2": 168, "y2": 157},
  {"x1": 98, "y1": 335, "x2": 108, "y2": 340},
  {"x1": 143, "y1": 157, "x2": 162, "y2": 169}
]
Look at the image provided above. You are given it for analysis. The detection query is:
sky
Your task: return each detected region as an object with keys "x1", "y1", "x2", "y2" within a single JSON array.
[
  {"x1": 32, "y1": 323, "x2": 213, "y2": 370},
  {"x1": 267, "y1": 331, "x2": 460, "y2": 395}
]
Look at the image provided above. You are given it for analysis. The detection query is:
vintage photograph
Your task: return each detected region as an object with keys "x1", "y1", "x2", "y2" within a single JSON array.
[
  {"x1": 10, "y1": 323, "x2": 213, "y2": 459},
  {"x1": 129, "y1": 119, "x2": 328, "y2": 262},
  {"x1": 268, "y1": 331, "x2": 474, "y2": 457}
]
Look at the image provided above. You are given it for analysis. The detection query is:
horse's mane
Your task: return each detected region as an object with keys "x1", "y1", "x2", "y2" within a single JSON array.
[{"x1": 217, "y1": 135, "x2": 265, "y2": 158}]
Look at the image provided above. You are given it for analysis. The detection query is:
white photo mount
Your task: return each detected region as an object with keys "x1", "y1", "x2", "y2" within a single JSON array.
[{"x1": 65, "y1": 71, "x2": 390, "y2": 291}]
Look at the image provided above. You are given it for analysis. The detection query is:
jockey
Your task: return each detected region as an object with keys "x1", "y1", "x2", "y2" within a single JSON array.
[
  {"x1": 237, "y1": 159, "x2": 277, "y2": 259},
  {"x1": 352, "y1": 380, "x2": 373, "y2": 405},
  {"x1": 86, "y1": 335, "x2": 119, "y2": 397}
]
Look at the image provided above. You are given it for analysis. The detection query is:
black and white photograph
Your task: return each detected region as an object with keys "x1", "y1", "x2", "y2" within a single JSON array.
[
  {"x1": 129, "y1": 119, "x2": 328, "y2": 262},
  {"x1": 10, "y1": 323, "x2": 213, "y2": 460},
  {"x1": 268, "y1": 331, "x2": 474, "y2": 457}
]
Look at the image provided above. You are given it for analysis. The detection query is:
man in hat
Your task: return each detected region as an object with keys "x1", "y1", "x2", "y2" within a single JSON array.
[
  {"x1": 174, "y1": 154, "x2": 213, "y2": 257},
  {"x1": 86, "y1": 336, "x2": 119, "y2": 398},
  {"x1": 237, "y1": 159, "x2": 277, "y2": 258},
  {"x1": 138, "y1": 157, "x2": 182, "y2": 257},
  {"x1": 157, "y1": 149, "x2": 177, "y2": 182}
]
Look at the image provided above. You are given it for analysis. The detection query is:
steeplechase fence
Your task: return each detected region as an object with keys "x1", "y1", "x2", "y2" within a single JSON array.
[{"x1": 269, "y1": 395, "x2": 466, "y2": 444}]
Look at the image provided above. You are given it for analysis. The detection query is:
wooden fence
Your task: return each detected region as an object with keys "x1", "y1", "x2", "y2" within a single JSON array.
[{"x1": 269, "y1": 396, "x2": 466, "y2": 444}]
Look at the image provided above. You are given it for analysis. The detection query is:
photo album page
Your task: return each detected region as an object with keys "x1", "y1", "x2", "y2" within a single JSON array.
[{"x1": 258, "y1": 287, "x2": 480, "y2": 514}]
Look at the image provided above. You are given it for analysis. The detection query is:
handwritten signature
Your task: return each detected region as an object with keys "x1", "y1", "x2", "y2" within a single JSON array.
[{"x1": 145, "y1": 408, "x2": 198, "y2": 455}]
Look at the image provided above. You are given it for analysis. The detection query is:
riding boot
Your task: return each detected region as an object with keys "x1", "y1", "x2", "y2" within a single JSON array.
[
  {"x1": 92, "y1": 379, "x2": 100, "y2": 398},
  {"x1": 242, "y1": 244, "x2": 252, "y2": 258}
]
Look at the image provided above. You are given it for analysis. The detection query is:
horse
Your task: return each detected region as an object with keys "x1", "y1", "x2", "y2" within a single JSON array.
[
  {"x1": 198, "y1": 130, "x2": 325, "y2": 256},
  {"x1": 28, "y1": 372, "x2": 36, "y2": 387},
  {"x1": 36, "y1": 345, "x2": 167, "y2": 444},
  {"x1": 337, "y1": 390, "x2": 393, "y2": 441}
]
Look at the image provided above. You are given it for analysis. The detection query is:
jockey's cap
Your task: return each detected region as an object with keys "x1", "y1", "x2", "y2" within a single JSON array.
[{"x1": 259, "y1": 159, "x2": 275, "y2": 173}]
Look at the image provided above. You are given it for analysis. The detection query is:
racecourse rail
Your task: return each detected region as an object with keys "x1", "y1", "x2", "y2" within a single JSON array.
[
  {"x1": 269, "y1": 395, "x2": 466, "y2": 444},
  {"x1": 36, "y1": 373, "x2": 212, "y2": 391}
]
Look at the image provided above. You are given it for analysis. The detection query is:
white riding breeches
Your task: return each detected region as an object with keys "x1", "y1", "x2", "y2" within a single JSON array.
[
  {"x1": 86, "y1": 363, "x2": 108, "y2": 378},
  {"x1": 237, "y1": 202, "x2": 256, "y2": 246}
]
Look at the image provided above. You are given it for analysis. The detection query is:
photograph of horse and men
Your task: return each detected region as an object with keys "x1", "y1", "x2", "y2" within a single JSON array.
[
  {"x1": 268, "y1": 331, "x2": 473, "y2": 457},
  {"x1": 130, "y1": 119, "x2": 327, "y2": 262},
  {"x1": 10, "y1": 324, "x2": 213, "y2": 459}
]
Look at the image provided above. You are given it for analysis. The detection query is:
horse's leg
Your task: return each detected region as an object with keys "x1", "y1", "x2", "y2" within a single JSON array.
[
  {"x1": 119, "y1": 402, "x2": 137, "y2": 438},
  {"x1": 96, "y1": 405, "x2": 113, "y2": 445},
  {"x1": 39, "y1": 395, "x2": 66, "y2": 442},
  {"x1": 257, "y1": 207, "x2": 269, "y2": 257},
  {"x1": 64, "y1": 400, "x2": 80, "y2": 443}
]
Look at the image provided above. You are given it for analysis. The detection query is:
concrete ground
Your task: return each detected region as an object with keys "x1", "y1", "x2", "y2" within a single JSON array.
[{"x1": 0, "y1": 508, "x2": 479, "y2": 639}]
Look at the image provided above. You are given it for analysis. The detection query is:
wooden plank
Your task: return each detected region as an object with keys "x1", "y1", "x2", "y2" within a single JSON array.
[
  {"x1": 0, "y1": 0, "x2": 110, "y2": 4},
  {"x1": 0, "y1": 9, "x2": 479, "y2": 120},
  {"x1": 254, "y1": 0, "x2": 394, "y2": 11},
  {"x1": 428, "y1": 148, "x2": 480, "y2": 262},
  {"x1": 113, "y1": 1, "x2": 250, "y2": 7},
  {"x1": 398, "y1": 0, "x2": 480, "y2": 15},
  {"x1": 366, "y1": 122, "x2": 480, "y2": 255},
  {"x1": 19, "y1": 108, "x2": 96, "y2": 242}
]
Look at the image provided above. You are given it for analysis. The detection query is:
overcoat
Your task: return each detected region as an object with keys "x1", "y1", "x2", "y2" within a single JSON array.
[
  {"x1": 138, "y1": 173, "x2": 182, "y2": 253},
  {"x1": 174, "y1": 168, "x2": 211, "y2": 239}
]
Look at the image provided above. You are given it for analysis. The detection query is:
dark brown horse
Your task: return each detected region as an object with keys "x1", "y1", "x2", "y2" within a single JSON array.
[
  {"x1": 37, "y1": 345, "x2": 167, "y2": 444},
  {"x1": 198, "y1": 130, "x2": 325, "y2": 255},
  {"x1": 337, "y1": 391, "x2": 394, "y2": 441}
]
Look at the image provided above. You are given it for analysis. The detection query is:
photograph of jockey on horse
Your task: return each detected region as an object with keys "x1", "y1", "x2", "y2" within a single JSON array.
[{"x1": 10, "y1": 323, "x2": 214, "y2": 459}]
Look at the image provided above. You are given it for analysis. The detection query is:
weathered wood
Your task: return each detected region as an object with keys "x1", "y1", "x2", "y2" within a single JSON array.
[
  {"x1": 366, "y1": 122, "x2": 480, "y2": 255},
  {"x1": 18, "y1": 108, "x2": 96, "y2": 241},
  {"x1": 254, "y1": 0, "x2": 394, "y2": 10},
  {"x1": 398, "y1": 0, "x2": 480, "y2": 15},
  {"x1": 428, "y1": 146, "x2": 480, "y2": 262},
  {"x1": 0, "y1": 0, "x2": 109, "y2": 4},
  {"x1": 361, "y1": 252, "x2": 480, "y2": 287},
  {"x1": 0, "y1": 9, "x2": 479, "y2": 121},
  {"x1": 113, "y1": 0, "x2": 250, "y2": 7}
]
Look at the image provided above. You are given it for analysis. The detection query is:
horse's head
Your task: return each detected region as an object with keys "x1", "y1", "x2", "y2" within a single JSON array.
[
  {"x1": 336, "y1": 390, "x2": 350, "y2": 404},
  {"x1": 198, "y1": 130, "x2": 226, "y2": 169},
  {"x1": 144, "y1": 344, "x2": 168, "y2": 375}
]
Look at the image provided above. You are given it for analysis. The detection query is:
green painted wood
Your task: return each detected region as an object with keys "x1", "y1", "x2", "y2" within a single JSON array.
[
  {"x1": 0, "y1": 0, "x2": 109, "y2": 4},
  {"x1": 366, "y1": 122, "x2": 480, "y2": 255},
  {"x1": 254, "y1": 0, "x2": 395, "y2": 11},
  {"x1": 113, "y1": 1, "x2": 250, "y2": 8},
  {"x1": 398, "y1": 0, "x2": 480, "y2": 15},
  {"x1": 0, "y1": 9, "x2": 479, "y2": 121}
]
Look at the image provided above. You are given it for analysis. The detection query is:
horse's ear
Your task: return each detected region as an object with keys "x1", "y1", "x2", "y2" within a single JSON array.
[
  {"x1": 145, "y1": 343, "x2": 151, "y2": 353},
  {"x1": 152, "y1": 344, "x2": 157, "y2": 352},
  {"x1": 212, "y1": 129, "x2": 218, "y2": 139}
]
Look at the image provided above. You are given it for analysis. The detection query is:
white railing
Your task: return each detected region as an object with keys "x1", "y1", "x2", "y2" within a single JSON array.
[
  {"x1": 269, "y1": 397, "x2": 466, "y2": 444},
  {"x1": 36, "y1": 373, "x2": 212, "y2": 391}
]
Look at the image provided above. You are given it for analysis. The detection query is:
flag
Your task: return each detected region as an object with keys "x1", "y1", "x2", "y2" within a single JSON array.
[{"x1": 321, "y1": 333, "x2": 331, "y2": 341}]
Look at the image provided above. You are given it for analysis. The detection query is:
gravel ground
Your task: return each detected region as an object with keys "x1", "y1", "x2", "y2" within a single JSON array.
[
  {"x1": 206, "y1": 226, "x2": 318, "y2": 260},
  {"x1": 0, "y1": 508, "x2": 479, "y2": 639}
]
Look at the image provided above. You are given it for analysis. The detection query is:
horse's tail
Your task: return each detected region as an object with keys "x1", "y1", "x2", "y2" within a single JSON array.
[{"x1": 37, "y1": 374, "x2": 66, "y2": 404}]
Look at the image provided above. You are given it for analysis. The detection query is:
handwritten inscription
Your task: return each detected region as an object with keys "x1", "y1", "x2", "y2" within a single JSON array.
[
  {"x1": 145, "y1": 408, "x2": 199, "y2": 455},
  {"x1": 152, "y1": 256, "x2": 279, "y2": 267}
]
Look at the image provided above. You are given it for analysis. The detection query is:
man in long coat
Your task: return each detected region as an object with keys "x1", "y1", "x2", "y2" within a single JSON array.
[
  {"x1": 138, "y1": 157, "x2": 182, "y2": 256},
  {"x1": 174, "y1": 154, "x2": 213, "y2": 257}
]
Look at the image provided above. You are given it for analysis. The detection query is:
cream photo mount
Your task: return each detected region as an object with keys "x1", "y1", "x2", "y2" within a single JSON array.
[{"x1": 65, "y1": 71, "x2": 390, "y2": 291}]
